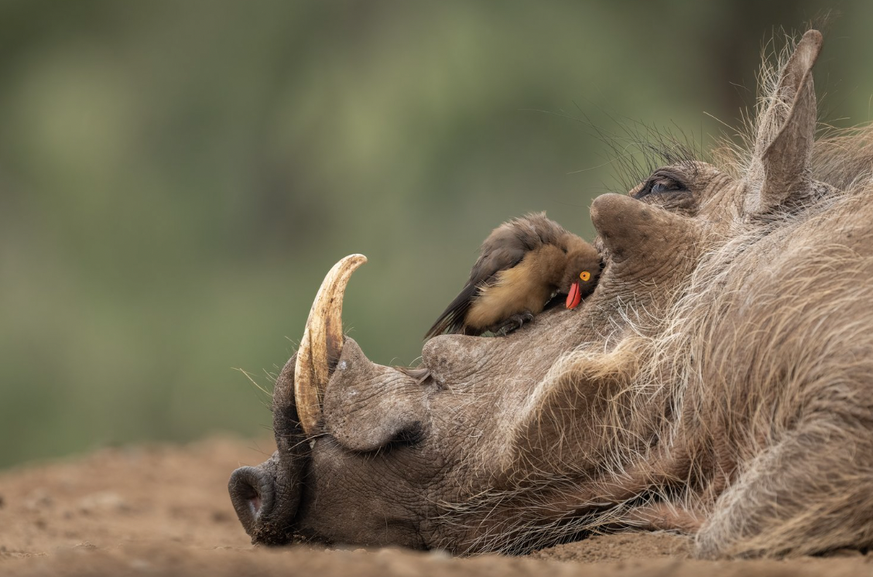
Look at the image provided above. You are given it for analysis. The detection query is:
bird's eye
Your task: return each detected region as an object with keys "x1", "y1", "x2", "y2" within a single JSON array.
[
  {"x1": 635, "y1": 173, "x2": 686, "y2": 199},
  {"x1": 579, "y1": 271, "x2": 591, "y2": 281}
]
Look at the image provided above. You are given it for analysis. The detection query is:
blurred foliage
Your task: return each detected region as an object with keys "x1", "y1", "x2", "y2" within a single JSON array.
[{"x1": 1, "y1": 0, "x2": 872, "y2": 468}]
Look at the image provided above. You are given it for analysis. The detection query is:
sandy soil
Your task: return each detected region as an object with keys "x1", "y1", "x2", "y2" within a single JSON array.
[{"x1": 1, "y1": 437, "x2": 870, "y2": 577}]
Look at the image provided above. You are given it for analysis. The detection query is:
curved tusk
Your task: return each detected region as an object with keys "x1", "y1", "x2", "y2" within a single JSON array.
[{"x1": 294, "y1": 254, "x2": 367, "y2": 435}]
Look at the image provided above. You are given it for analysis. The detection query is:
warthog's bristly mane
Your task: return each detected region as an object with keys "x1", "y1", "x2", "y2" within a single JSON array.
[{"x1": 596, "y1": 120, "x2": 704, "y2": 197}]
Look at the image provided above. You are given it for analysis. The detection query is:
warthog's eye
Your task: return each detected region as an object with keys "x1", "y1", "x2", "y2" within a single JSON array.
[{"x1": 635, "y1": 172, "x2": 687, "y2": 200}]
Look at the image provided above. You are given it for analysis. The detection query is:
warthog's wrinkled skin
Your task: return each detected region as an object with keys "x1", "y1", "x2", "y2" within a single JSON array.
[{"x1": 229, "y1": 31, "x2": 873, "y2": 558}]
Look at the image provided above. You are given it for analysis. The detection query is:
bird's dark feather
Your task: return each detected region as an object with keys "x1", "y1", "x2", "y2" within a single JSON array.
[
  {"x1": 467, "y1": 212, "x2": 560, "y2": 286},
  {"x1": 424, "y1": 280, "x2": 479, "y2": 338}
]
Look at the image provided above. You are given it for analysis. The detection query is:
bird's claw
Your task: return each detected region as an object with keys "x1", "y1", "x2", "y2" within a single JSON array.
[{"x1": 491, "y1": 311, "x2": 535, "y2": 336}]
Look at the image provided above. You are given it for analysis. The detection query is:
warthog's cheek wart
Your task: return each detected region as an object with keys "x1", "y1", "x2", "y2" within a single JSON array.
[
  {"x1": 591, "y1": 192, "x2": 707, "y2": 287},
  {"x1": 321, "y1": 338, "x2": 432, "y2": 453}
]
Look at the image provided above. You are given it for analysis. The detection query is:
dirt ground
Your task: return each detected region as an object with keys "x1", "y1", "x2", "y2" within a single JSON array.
[{"x1": 1, "y1": 437, "x2": 871, "y2": 577}]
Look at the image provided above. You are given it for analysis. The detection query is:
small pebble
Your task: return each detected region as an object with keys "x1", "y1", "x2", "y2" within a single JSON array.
[
  {"x1": 211, "y1": 510, "x2": 232, "y2": 523},
  {"x1": 78, "y1": 492, "x2": 129, "y2": 514},
  {"x1": 24, "y1": 489, "x2": 53, "y2": 510}
]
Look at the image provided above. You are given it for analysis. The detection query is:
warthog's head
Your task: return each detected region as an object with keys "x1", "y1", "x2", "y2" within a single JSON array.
[{"x1": 230, "y1": 31, "x2": 873, "y2": 557}]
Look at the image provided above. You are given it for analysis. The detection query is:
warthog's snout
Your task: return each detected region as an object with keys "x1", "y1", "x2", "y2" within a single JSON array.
[
  {"x1": 228, "y1": 465, "x2": 276, "y2": 537},
  {"x1": 228, "y1": 346, "x2": 312, "y2": 543},
  {"x1": 228, "y1": 448, "x2": 304, "y2": 545}
]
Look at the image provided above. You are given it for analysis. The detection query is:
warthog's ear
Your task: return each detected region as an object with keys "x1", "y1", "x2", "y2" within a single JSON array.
[{"x1": 746, "y1": 30, "x2": 822, "y2": 216}]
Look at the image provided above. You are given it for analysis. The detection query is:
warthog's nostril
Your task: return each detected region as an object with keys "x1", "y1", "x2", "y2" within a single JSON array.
[
  {"x1": 228, "y1": 466, "x2": 276, "y2": 538},
  {"x1": 237, "y1": 474, "x2": 262, "y2": 515}
]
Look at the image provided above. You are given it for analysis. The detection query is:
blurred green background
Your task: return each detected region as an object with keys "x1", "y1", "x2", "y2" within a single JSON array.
[{"x1": 2, "y1": 1, "x2": 872, "y2": 468}]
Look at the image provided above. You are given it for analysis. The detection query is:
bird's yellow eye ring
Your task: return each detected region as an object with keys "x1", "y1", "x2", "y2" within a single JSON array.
[{"x1": 579, "y1": 271, "x2": 591, "y2": 281}]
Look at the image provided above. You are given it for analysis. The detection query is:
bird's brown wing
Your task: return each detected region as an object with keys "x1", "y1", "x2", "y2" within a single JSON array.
[{"x1": 424, "y1": 228, "x2": 529, "y2": 339}]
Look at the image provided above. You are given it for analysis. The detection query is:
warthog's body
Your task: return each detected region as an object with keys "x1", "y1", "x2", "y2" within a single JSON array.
[{"x1": 229, "y1": 31, "x2": 873, "y2": 558}]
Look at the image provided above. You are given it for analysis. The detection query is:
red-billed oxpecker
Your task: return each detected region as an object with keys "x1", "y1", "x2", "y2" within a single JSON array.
[{"x1": 425, "y1": 213, "x2": 600, "y2": 338}]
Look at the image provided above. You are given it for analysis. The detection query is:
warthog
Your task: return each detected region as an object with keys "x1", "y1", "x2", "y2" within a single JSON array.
[{"x1": 229, "y1": 30, "x2": 873, "y2": 558}]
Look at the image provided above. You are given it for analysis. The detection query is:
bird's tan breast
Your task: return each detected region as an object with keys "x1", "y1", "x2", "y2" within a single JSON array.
[{"x1": 464, "y1": 245, "x2": 566, "y2": 330}]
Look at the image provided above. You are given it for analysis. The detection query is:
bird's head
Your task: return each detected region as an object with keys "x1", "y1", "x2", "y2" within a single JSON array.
[{"x1": 561, "y1": 247, "x2": 601, "y2": 309}]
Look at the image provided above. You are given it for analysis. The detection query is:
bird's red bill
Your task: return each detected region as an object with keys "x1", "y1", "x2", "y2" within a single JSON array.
[{"x1": 566, "y1": 281, "x2": 582, "y2": 309}]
